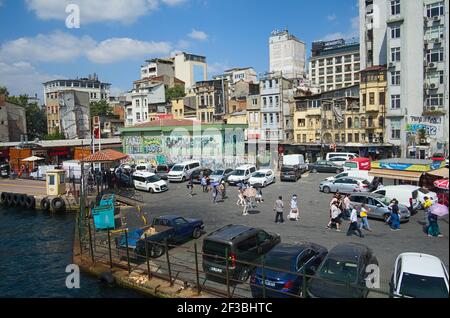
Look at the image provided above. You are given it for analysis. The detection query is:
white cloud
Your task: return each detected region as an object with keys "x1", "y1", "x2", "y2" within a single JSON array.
[
  {"x1": 0, "y1": 61, "x2": 58, "y2": 99},
  {"x1": 86, "y1": 38, "x2": 172, "y2": 64},
  {"x1": 207, "y1": 62, "x2": 230, "y2": 77},
  {"x1": 25, "y1": 0, "x2": 186, "y2": 24},
  {"x1": 0, "y1": 31, "x2": 172, "y2": 64},
  {"x1": 188, "y1": 29, "x2": 208, "y2": 41},
  {"x1": 327, "y1": 14, "x2": 337, "y2": 21},
  {"x1": 321, "y1": 15, "x2": 359, "y2": 41}
]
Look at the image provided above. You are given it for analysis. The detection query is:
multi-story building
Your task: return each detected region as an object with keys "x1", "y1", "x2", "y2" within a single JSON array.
[
  {"x1": 269, "y1": 30, "x2": 307, "y2": 79},
  {"x1": 43, "y1": 74, "x2": 111, "y2": 105},
  {"x1": 174, "y1": 52, "x2": 208, "y2": 92},
  {"x1": 259, "y1": 72, "x2": 294, "y2": 142},
  {"x1": 171, "y1": 96, "x2": 197, "y2": 120},
  {"x1": 360, "y1": 0, "x2": 449, "y2": 158},
  {"x1": 140, "y1": 58, "x2": 175, "y2": 79},
  {"x1": 193, "y1": 80, "x2": 228, "y2": 123},
  {"x1": 309, "y1": 39, "x2": 361, "y2": 93},
  {"x1": 246, "y1": 94, "x2": 261, "y2": 140},
  {"x1": 214, "y1": 67, "x2": 258, "y2": 84},
  {"x1": 0, "y1": 94, "x2": 27, "y2": 142}
]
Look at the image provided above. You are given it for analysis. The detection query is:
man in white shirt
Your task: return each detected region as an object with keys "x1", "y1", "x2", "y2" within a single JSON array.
[{"x1": 346, "y1": 206, "x2": 364, "y2": 238}]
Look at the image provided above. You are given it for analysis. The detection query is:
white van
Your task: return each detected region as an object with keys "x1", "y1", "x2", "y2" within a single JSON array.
[
  {"x1": 372, "y1": 185, "x2": 438, "y2": 212},
  {"x1": 135, "y1": 163, "x2": 154, "y2": 173},
  {"x1": 167, "y1": 160, "x2": 201, "y2": 182},
  {"x1": 325, "y1": 170, "x2": 374, "y2": 183},
  {"x1": 132, "y1": 171, "x2": 168, "y2": 193},
  {"x1": 325, "y1": 152, "x2": 358, "y2": 161},
  {"x1": 282, "y1": 154, "x2": 308, "y2": 173},
  {"x1": 227, "y1": 164, "x2": 257, "y2": 185}
]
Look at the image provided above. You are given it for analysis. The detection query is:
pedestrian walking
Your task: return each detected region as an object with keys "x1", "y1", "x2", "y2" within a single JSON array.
[
  {"x1": 289, "y1": 195, "x2": 299, "y2": 221},
  {"x1": 274, "y1": 196, "x2": 284, "y2": 224},
  {"x1": 212, "y1": 184, "x2": 218, "y2": 204},
  {"x1": 220, "y1": 180, "x2": 227, "y2": 199},
  {"x1": 255, "y1": 187, "x2": 263, "y2": 203},
  {"x1": 423, "y1": 196, "x2": 433, "y2": 227},
  {"x1": 342, "y1": 194, "x2": 351, "y2": 220},
  {"x1": 187, "y1": 177, "x2": 194, "y2": 197},
  {"x1": 359, "y1": 203, "x2": 372, "y2": 231},
  {"x1": 347, "y1": 206, "x2": 364, "y2": 237},
  {"x1": 242, "y1": 196, "x2": 250, "y2": 215},
  {"x1": 390, "y1": 199, "x2": 401, "y2": 231},
  {"x1": 427, "y1": 211, "x2": 444, "y2": 238},
  {"x1": 327, "y1": 202, "x2": 342, "y2": 231},
  {"x1": 201, "y1": 176, "x2": 208, "y2": 192},
  {"x1": 236, "y1": 188, "x2": 245, "y2": 206}
]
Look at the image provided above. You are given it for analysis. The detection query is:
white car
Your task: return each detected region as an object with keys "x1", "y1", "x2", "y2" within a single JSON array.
[
  {"x1": 227, "y1": 164, "x2": 257, "y2": 185},
  {"x1": 328, "y1": 156, "x2": 349, "y2": 167},
  {"x1": 391, "y1": 253, "x2": 449, "y2": 298},
  {"x1": 325, "y1": 170, "x2": 374, "y2": 183},
  {"x1": 373, "y1": 185, "x2": 438, "y2": 212},
  {"x1": 132, "y1": 171, "x2": 168, "y2": 193},
  {"x1": 248, "y1": 169, "x2": 275, "y2": 187}
]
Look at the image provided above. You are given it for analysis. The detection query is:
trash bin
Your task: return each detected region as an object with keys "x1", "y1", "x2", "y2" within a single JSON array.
[{"x1": 92, "y1": 204, "x2": 115, "y2": 230}]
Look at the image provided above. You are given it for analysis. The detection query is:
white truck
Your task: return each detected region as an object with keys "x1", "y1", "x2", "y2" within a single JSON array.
[{"x1": 282, "y1": 154, "x2": 308, "y2": 173}]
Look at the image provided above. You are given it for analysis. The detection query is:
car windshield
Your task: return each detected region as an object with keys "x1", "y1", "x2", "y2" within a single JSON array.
[
  {"x1": 377, "y1": 197, "x2": 391, "y2": 206},
  {"x1": 281, "y1": 166, "x2": 294, "y2": 172},
  {"x1": 212, "y1": 170, "x2": 224, "y2": 175},
  {"x1": 147, "y1": 175, "x2": 161, "y2": 183},
  {"x1": 136, "y1": 166, "x2": 146, "y2": 170},
  {"x1": 400, "y1": 273, "x2": 448, "y2": 298},
  {"x1": 253, "y1": 172, "x2": 266, "y2": 178},
  {"x1": 234, "y1": 170, "x2": 245, "y2": 176},
  {"x1": 318, "y1": 258, "x2": 358, "y2": 284},
  {"x1": 172, "y1": 165, "x2": 184, "y2": 172}
]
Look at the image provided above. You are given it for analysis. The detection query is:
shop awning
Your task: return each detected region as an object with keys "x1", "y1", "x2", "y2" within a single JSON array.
[
  {"x1": 82, "y1": 149, "x2": 128, "y2": 163},
  {"x1": 425, "y1": 168, "x2": 449, "y2": 179},
  {"x1": 369, "y1": 169, "x2": 424, "y2": 182}
]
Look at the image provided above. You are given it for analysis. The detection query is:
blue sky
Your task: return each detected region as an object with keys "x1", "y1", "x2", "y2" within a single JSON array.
[{"x1": 0, "y1": 0, "x2": 359, "y2": 101}]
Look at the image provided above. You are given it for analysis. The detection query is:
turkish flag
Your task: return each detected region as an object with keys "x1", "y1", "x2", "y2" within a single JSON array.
[{"x1": 94, "y1": 127, "x2": 100, "y2": 139}]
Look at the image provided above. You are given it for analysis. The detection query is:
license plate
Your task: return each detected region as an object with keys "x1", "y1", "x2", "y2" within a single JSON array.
[
  {"x1": 264, "y1": 280, "x2": 276, "y2": 287},
  {"x1": 209, "y1": 267, "x2": 223, "y2": 273}
]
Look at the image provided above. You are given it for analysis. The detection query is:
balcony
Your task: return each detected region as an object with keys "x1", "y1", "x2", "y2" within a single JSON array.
[{"x1": 423, "y1": 105, "x2": 445, "y2": 115}]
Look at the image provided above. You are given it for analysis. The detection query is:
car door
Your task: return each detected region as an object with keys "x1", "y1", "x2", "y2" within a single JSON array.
[
  {"x1": 366, "y1": 197, "x2": 384, "y2": 219},
  {"x1": 332, "y1": 178, "x2": 347, "y2": 192},
  {"x1": 325, "y1": 161, "x2": 337, "y2": 173},
  {"x1": 237, "y1": 234, "x2": 259, "y2": 263},
  {"x1": 256, "y1": 230, "x2": 273, "y2": 255},
  {"x1": 316, "y1": 161, "x2": 326, "y2": 172},
  {"x1": 266, "y1": 171, "x2": 274, "y2": 184},
  {"x1": 172, "y1": 217, "x2": 192, "y2": 241}
]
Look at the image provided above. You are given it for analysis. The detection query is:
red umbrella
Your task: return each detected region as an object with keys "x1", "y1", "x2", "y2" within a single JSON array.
[{"x1": 434, "y1": 179, "x2": 449, "y2": 190}]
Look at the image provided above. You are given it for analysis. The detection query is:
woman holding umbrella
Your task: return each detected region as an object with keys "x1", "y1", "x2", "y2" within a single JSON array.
[{"x1": 427, "y1": 202, "x2": 447, "y2": 238}]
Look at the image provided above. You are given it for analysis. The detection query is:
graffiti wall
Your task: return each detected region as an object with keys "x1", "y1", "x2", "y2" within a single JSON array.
[{"x1": 406, "y1": 116, "x2": 444, "y2": 138}]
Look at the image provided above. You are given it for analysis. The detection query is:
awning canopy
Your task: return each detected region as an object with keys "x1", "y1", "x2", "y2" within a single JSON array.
[
  {"x1": 369, "y1": 169, "x2": 423, "y2": 182},
  {"x1": 82, "y1": 149, "x2": 128, "y2": 163},
  {"x1": 425, "y1": 168, "x2": 449, "y2": 179}
]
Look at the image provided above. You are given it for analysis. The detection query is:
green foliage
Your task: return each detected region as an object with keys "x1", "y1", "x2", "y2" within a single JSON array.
[
  {"x1": 43, "y1": 128, "x2": 65, "y2": 140},
  {"x1": 90, "y1": 100, "x2": 113, "y2": 118},
  {"x1": 165, "y1": 85, "x2": 186, "y2": 102}
]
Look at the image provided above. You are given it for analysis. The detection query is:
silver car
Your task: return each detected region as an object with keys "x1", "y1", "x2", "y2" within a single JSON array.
[
  {"x1": 349, "y1": 193, "x2": 411, "y2": 222},
  {"x1": 319, "y1": 177, "x2": 371, "y2": 194},
  {"x1": 209, "y1": 168, "x2": 234, "y2": 183}
]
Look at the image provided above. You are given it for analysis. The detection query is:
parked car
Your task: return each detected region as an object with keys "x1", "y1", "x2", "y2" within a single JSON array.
[
  {"x1": 167, "y1": 160, "x2": 201, "y2": 182},
  {"x1": 191, "y1": 168, "x2": 213, "y2": 184},
  {"x1": 390, "y1": 253, "x2": 449, "y2": 298},
  {"x1": 320, "y1": 177, "x2": 371, "y2": 194},
  {"x1": 280, "y1": 165, "x2": 302, "y2": 182},
  {"x1": 325, "y1": 170, "x2": 374, "y2": 183},
  {"x1": 114, "y1": 171, "x2": 134, "y2": 188},
  {"x1": 325, "y1": 152, "x2": 358, "y2": 161},
  {"x1": 155, "y1": 164, "x2": 174, "y2": 180},
  {"x1": 372, "y1": 185, "x2": 438, "y2": 213},
  {"x1": 349, "y1": 193, "x2": 411, "y2": 222},
  {"x1": 307, "y1": 243, "x2": 378, "y2": 298},
  {"x1": 117, "y1": 215, "x2": 204, "y2": 258},
  {"x1": 135, "y1": 163, "x2": 155, "y2": 173},
  {"x1": 202, "y1": 224, "x2": 281, "y2": 284},
  {"x1": 250, "y1": 243, "x2": 328, "y2": 298},
  {"x1": 328, "y1": 156, "x2": 349, "y2": 167},
  {"x1": 0, "y1": 163, "x2": 11, "y2": 178},
  {"x1": 282, "y1": 154, "x2": 308, "y2": 173},
  {"x1": 309, "y1": 160, "x2": 344, "y2": 174},
  {"x1": 209, "y1": 168, "x2": 234, "y2": 183},
  {"x1": 132, "y1": 171, "x2": 168, "y2": 193},
  {"x1": 227, "y1": 164, "x2": 257, "y2": 185},
  {"x1": 249, "y1": 169, "x2": 275, "y2": 187}
]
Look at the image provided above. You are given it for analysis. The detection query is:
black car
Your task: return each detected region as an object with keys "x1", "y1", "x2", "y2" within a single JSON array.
[
  {"x1": 307, "y1": 243, "x2": 378, "y2": 298},
  {"x1": 114, "y1": 171, "x2": 134, "y2": 188},
  {"x1": 0, "y1": 163, "x2": 11, "y2": 178},
  {"x1": 280, "y1": 165, "x2": 302, "y2": 182},
  {"x1": 155, "y1": 164, "x2": 174, "y2": 180},
  {"x1": 191, "y1": 168, "x2": 213, "y2": 184},
  {"x1": 202, "y1": 224, "x2": 281, "y2": 284},
  {"x1": 309, "y1": 160, "x2": 343, "y2": 174}
]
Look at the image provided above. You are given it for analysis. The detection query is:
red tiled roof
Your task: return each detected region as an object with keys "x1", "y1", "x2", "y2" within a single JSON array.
[
  {"x1": 131, "y1": 119, "x2": 201, "y2": 128},
  {"x1": 82, "y1": 149, "x2": 128, "y2": 162}
]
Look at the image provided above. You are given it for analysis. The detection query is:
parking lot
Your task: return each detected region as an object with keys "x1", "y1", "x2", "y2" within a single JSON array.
[{"x1": 114, "y1": 171, "x2": 449, "y2": 297}]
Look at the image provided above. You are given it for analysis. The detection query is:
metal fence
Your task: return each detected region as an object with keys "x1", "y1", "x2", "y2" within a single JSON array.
[{"x1": 76, "y1": 215, "x2": 399, "y2": 299}]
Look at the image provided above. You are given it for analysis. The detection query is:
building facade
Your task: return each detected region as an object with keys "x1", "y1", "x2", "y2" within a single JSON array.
[
  {"x1": 269, "y1": 30, "x2": 307, "y2": 79},
  {"x1": 360, "y1": 0, "x2": 449, "y2": 158},
  {"x1": 174, "y1": 52, "x2": 208, "y2": 92},
  {"x1": 140, "y1": 58, "x2": 175, "y2": 79},
  {"x1": 309, "y1": 39, "x2": 361, "y2": 93},
  {"x1": 193, "y1": 80, "x2": 228, "y2": 123},
  {"x1": 0, "y1": 94, "x2": 27, "y2": 142}
]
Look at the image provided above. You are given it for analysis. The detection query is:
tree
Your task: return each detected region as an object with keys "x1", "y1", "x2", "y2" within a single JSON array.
[
  {"x1": 0, "y1": 86, "x2": 8, "y2": 95},
  {"x1": 165, "y1": 85, "x2": 186, "y2": 102},
  {"x1": 43, "y1": 127, "x2": 65, "y2": 140},
  {"x1": 90, "y1": 100, "x2": 113, "y2": 117}
]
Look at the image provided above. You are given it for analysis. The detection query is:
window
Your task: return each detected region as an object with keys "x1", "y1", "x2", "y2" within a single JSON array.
[
  {"x1": 391, "y1": 25, "x2": 401, "y2": 38},
  {"x1": 426, "y1": 2, "x2": 444, "y2": 18},
  {"x1": 335, "y1": 56, "x2": 342, "y2": 64},
  {"x1": 391, "y1": 120, "x2": 401, "y2": 139},
  {"x1": 135, "y1": 99, "x2": 140, "y2": 107},
  {"x1": 379, "y1": 92, "x2": 386, "y2": 105},
  {"x1": 391, "y1": 71, "x2": 401, "y2": 85},
  {"x1": 391, "y1": 47, "x2": 401, "y2": 62},
  {"x1": 369, "y1": 93, "x2": 375, "y2": 105},
  {"x1": 391, "y1": 95, "x2": 401, "y2": 109},
  {"x1": 136, "y1": 112, "x2": 141, "y2": 120},
  {"x1": 263, "y1": 114, "x2": 268, "y2": 124},
  {"x1": 347, "y1": 134, "x2": 353, "y2": 142},
  {"x1": 391, "y1": 0, "x2": 400, "y2": 15},
  {"x1": 439, "y1": 71, "x2": 444, "y2": 84},
  {"x1": 327, "y1": 67, "x2": 333, "y2": 74},
  {"x1": 275, "y1": 96, "x2": 279, "y2": 106},
  {"x1": 427, "y1": 48, "x2": 444, "y2": 63},
  {"x1": 426, "y1": 94, "x2": 444, "y2": 107},
  {"x1": 263, "y1": 97, "x2": 267, "y2": 107},
  {"x1": 269, "y1": 97, "x2": 273, "y2": 106},
  {"x1": 362, "y1": 94, "x2": 367, "y2": 106},
  {"x1": 335, "y1": 65, "x2": 342, "y2": 73},
  {"x1": 354, "y1": 117, "x2": 360, "y2": 128},
  {"x1": 355, "y1": 133, "x2": 359, "y2": 143},
  {"x1": 298, "y1": 119, "x2": 306, "y2": 127},
  {"x1": 347, "y1": 117, "x2": 353, "y2": 128},
  {"x1": 48, "y1": 175, "x2": 55, "y2": 186}
]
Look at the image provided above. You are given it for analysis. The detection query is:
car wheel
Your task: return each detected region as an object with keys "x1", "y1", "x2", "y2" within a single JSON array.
[
  {"x1": 312, "y1": 169, "x2": 317, "y2": 173},
  {"x1": 150, "y1": 244, "x2": 165, "y2": 258},
  {"x1": 149, "y1": 187, "x2": 154, "y2": 193},
  {"x1": 192, "y1": 227, "x2": 202, "y2": 239},
  {"x1": 181, "y1": 176, "x2": 186, "y2": 182},
  {"x1": 323, "y1": 186, "x2": 331, "y2": 194},
  {"x1": 262, "y1": 182, "x2": 266, "y2": 187},
  {"x1": 238, "y1": 267, "x2": 252, "y2": 282}
]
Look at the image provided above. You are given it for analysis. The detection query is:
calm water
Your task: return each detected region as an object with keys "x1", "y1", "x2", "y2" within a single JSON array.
[{"x1": 0, "y1": 206, "x2": 144, "y2": 298}]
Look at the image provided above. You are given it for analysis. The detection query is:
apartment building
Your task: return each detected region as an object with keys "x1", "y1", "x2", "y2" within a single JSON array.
[
  {"x1": 360, "y1": 0, "x2": 449, "y2": 158},
  {"x1": 309, "y1": 39, "x2": 361, "y2": 93},
  {"x1": 140, "y1": 58, "x2": 175, "y2": 79},
  {"x1": 174, "y1": 52, "x2": 208, "y2": 92},
  {"x1": 193, "y1": 80, "x2": 228, "y2": 123},
  {"x1": 269, "y1": 30, "x2": 307, "y2": 79},
  {"x1": 0, "y1": 94, "x2": 27, "y2": 142}
]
